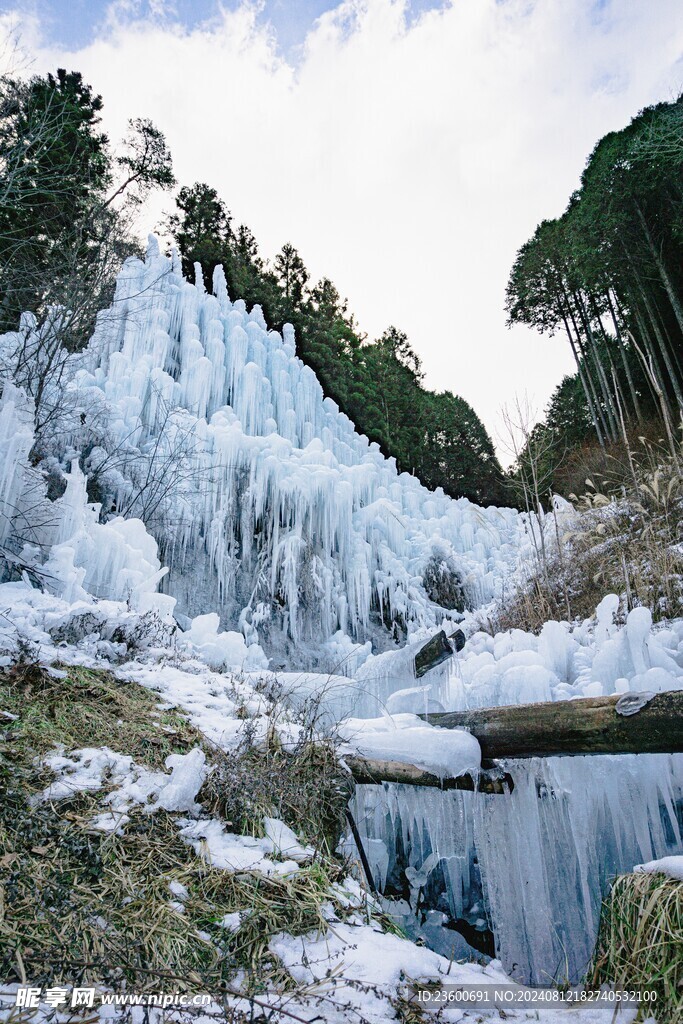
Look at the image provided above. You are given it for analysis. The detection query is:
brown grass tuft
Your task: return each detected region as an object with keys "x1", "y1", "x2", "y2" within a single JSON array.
[{"x1": 589, "y1": 871, "x2": 682, "y2": 1023}]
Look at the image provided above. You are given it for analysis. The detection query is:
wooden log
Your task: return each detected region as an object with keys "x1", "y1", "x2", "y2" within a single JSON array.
[
  {"x1": 414, "y1": 628, "x2": 465, "y2": 677},
  {"x1": 344, "y1": 753, "x2": 514, "y2": 794},
  {"x1": 419, "y1": 690, "x2": 683, "y2": 759}
]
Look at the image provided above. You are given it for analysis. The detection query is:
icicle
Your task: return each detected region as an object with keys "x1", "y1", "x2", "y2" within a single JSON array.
[
  {"x1": 212, "y1": 264, "x2": 230, "y2": 302},
  {"x1": 146, "y1": 234, "x2": 160, "y2": 261}
]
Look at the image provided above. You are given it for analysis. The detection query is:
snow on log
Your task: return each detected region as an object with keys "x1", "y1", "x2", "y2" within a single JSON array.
[
  {"x1": 339, "y1": 712, "x2": 481, "y2": 779},
  {"x1": 419, "y1": 690, "x2": 683, "y2": 759},
  {"x1": 344, "y1": 754, "x2": 513, "y2": 794}
]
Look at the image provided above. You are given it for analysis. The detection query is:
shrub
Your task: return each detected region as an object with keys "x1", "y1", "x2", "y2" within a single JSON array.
[
  {"x1": 486, "y1": 438, "x2": 683, "y2": 634},
  {"x1": 422, "y1": 552, "x2": 469, "y2": 612}
]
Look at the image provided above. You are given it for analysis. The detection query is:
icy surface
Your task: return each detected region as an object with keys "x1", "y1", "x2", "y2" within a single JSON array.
[
  {"x1": 348, "y1": 597, "x2": 683, "y2": 985},
  {"x1": 0, "y1": 382, "x2": 37, "y2": 552},
  {"x1": 181, "y1": 612, "x2": 268, "y2": 671}
]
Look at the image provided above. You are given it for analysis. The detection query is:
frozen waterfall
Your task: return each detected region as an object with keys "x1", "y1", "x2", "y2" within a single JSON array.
[{"x1": 0, "y1": 238, "x2": 526, "y2": 664}]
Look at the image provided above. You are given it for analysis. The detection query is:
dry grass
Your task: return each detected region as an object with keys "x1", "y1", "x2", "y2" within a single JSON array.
[
  {"x1": 552, "y1": 417, "x2": 669, "y2": 500},
  {"x1": 0, "y1": 661, "x2": 210, "y2": 773},
  {"x1": 487, "y1": 439, "x2": 683, "y2": 634},
  {"x1": 589, "y1": 871, "x2": 682, "y2": 1023},
  {"x1": 204, "y1": 739, "x2": 353, "y2": 857},
  {"x1": 0, "y1": 662, "x2": 358, "y2": 1002}
]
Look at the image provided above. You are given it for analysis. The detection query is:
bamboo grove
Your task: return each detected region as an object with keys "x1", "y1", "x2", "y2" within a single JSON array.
[{"x1": 506, "y1": 95, "x2": 683, "y2": 453}]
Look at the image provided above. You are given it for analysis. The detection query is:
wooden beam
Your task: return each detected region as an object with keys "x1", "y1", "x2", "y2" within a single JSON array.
[
  {"x1": 344, "y1": 753, "x2": 513, "y2": 794},
  {"x1": 419, "y1": 690, "x2": 683, "y2": 759}
]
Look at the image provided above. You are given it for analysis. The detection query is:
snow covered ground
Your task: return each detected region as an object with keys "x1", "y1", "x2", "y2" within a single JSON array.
[
  {"x1": 1, "y1": 576, "x2": 680, "y2": 1014},
  {"x1": 0, "y1": 582, "x2": 647, "y2": 1023}
]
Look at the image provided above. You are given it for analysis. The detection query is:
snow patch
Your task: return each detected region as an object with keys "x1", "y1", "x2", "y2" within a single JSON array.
[
  {"x1": 634, "y1": 855, "x2": 683, "y2": 881},
  {"x1": 339, "y1": 713, "x2": 481, "y2": 778}
]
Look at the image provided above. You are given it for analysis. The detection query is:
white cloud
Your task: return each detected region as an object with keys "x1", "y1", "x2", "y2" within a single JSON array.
[{"x1": 3, "y1": 0, "x2": 683, "y2": 457}]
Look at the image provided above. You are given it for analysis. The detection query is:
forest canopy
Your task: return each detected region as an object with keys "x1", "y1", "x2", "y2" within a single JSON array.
[{"x1": 506, "y1": 94, "x2": 683, "y2": 496}]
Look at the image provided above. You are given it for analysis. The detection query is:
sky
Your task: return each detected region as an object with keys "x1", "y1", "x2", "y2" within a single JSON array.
[{"x1": 1, "y1": 0, "x2": 683, "y2": 458}]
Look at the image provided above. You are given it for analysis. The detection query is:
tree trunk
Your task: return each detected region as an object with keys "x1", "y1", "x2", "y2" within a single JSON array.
[
  {"x1": 589, "y1": 291, "x2": 633, "y2": 424},
  {"x1": 419, "y1": 690, "x2": 683, "y2": 759},
  {"x1": 630, "y1": 301, "x2": 670, "y2": 413},
  {"x1": 345, "y1": 754, "x2": 513, "y2": 794},
  {"x1": 636, "y1": 276, "x2": 683, "y2": 411},
  {"x1": 575, "y1": 289, "x2": 620, "y2": 440},
  {"x1": 559, "y1": 293, "x2": 610, "y2": 442},
  {"x1": 635, "y1": 201, "x2": 683, "y2": 346},
  {"x1": 606, "y1": 289, "x2": 643, "y2": 422},
  {"x1": 559, "y1": 310, "x2": 605, "y2": 447}
]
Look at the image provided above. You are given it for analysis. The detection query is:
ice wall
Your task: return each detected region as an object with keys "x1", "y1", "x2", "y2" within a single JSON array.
[{"x1": 1, "y1": 239, "x2": 527, "y2": 659}]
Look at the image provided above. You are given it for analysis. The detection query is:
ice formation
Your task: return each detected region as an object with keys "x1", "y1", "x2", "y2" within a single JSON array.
[
  {"x1": 0, "y1": 239, "x2": 526, "y2": 666},
  {"x1": 0, "y1": 382, "x2": 36, "y2": 552},
  {"x1": 1, "y1": 241, "x2": 682, "y2": 994},
  {"x1": 339, "y1": 713, "x2": 481, "y2": 778},
  {"x1": 44, "y1": 463, "x2": 177, "y2": 619},
  {"x1": 351, "y1": 603, "x2": 683, "y2": 983}
]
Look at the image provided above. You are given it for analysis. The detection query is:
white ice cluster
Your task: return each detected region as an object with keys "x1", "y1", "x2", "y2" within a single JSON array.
[
  {"x1": 0, "y1": 239, "x2": 527, "y2": 662},
  {"x1": 0, "y1": 382, "x2": 35, "y2": 553},
  {"x1": 452, "y1": 594, "x2": 683, "y2": 708},
  {"x1": 44, "y1": 463, "x2": 177, "y2": 619},
  {"x1": 339, "y1": 713, "x2": 481, "y2": 778}
]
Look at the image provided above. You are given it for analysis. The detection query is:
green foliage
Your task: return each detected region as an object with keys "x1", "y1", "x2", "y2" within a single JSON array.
[
  {"x1": 169, "y1": 182, "x2": 506, "y2": 505},
  {"x1": 419, "y1": 389, "x2": 507, "y2": 504},
  {"x1": 545, "y1": 374, "x2": 594, "y2": 447},
  {"x1": 0, "y1": 69, "x2": 110, "y2": 336},
  {"x1": 507, "y1": 374, "x2": 597, "y2": 501},
  {"x1": 506, "y1": 95, "x2": 683, "y2": 452}
]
